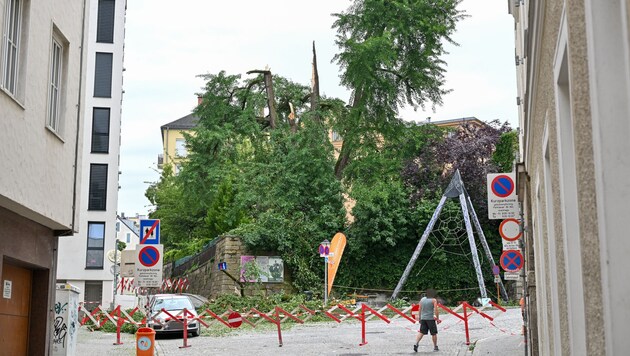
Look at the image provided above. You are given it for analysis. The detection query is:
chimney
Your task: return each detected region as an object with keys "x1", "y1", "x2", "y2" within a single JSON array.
[{"x1": 197, "y1": 96, "x2": 203, "y2": 106}]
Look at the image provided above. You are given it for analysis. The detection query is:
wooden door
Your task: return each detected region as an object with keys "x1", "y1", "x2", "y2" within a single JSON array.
[{"x1": 0, "y1": 261, "x2": 32, "y2": 356}]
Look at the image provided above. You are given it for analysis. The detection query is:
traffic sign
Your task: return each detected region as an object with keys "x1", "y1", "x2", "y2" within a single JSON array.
[
  {"x1": 500, "y1": 250, "x2": 524, "y2": 272},
  {"x1": 138, "y1": 246, "x2": 160, "y2": 267},
  {"x1": 140, "y1": 219, "x2": 160, "y2": 244},
  {"x1": 228, "y1": 311, "x2": 243, "y2": 328},
  {"x1": 135, "y1": 244, "x2": 163, "y2": 287},
  {"x1": 494, "y1": 275, "x2": 501, "y2": 283},
  {"x1": 487, "y1": 173, "x2": 520, "y2": 220},
  {"x1": 318, "y1": 244, "x2": 330, "y2": 257},
  {"x1": 492, "y1": 265, "x2": 500, "y2": 276},
  {"x1": 499, "y1": 219, "x2": 522, "y2": 241},
  {"x1": 218, "y1": 262, "x2": 227, "y2": 271},
  {"x1": 491, "y1": 175, "x2": 514, "y2": 198},
  {"x1": 504, "y1": 272, "x2": 520, "y2": 280}
]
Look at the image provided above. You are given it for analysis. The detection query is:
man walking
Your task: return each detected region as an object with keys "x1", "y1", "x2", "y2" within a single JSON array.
[{"x1": 414, "y1": 288, "x2": 441, "y2": 352}]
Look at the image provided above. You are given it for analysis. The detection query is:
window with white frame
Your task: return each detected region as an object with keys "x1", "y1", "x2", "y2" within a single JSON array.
[
  {"x1": 126, "y1": 232, "x2": 130, "y2": 243},
  {"x1": 1, "y1": 0, "x2": 22, "y2": 96},
  {"x1": 47, "y1": 38, "x2": 63, "y2": 131},
  {"x1": 175, "y1": 138, "x2": 187, "y2": 157},
  {"x1": 331, "y1": 131, "x2": 343, "y2": 142}
]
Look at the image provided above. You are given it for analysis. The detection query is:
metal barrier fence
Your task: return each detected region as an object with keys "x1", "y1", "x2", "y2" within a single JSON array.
[{"x1": 76, "y1": 299, "x2": 510, "y2": 349}]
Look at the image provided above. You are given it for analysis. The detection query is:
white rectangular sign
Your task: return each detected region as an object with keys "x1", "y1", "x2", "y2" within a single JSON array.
[
  {"x1": 487, "y1": 173, "x2": 520, "y2": 219},
  {"x1": 504, "y1": 272, "x2": 520, "y2": 280},
  {"x1": 135, "y1": 244, "x2": 163, "y2": 287},
  {"x1": 502, "y1": 239, "x2": 520, "y2": 251},
  {"x1": 3, "y1": 280, "x2": 11, "y2": 299},
  {"x1": 120, "y1": 250, "x2": 136, "y2": 278}
]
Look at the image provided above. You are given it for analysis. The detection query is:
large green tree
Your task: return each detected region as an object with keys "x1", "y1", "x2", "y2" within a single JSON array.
[{"x1": 331, "y1": 0, "x2": 466, "y2": 179}]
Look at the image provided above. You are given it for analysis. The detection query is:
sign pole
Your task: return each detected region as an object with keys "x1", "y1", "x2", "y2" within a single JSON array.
[
  {"x1": 497, "y1": 282, "x2": 500, "y2": 305},
  {"x1": 324, "y1": 256, "x2": 328, "y2": 306}
]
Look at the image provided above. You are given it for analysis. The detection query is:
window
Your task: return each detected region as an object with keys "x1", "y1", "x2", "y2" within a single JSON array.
[
  {"x1": 86, "y1": 222, "x2": 105, "y2": 269},
  {"x1": 91, "y1": 108, "x2": 110, "y2": 153},
  {"x1": 96, "y1": 0, "x2": 115, "y2": 43},
  {"x1": 88, "y1": 164, "x2": 108, "y2": 210},
  {"x1": 1, "y1": 0, "x2": 22, "y2": 96},
  {"x1": 94, "y1": 52, "x2": 113, "y2": 97},
  {"x1": 126, "y1": 232, "x2": 130, "y2": 243},
  {"x1": 84, "y1": 281, "x2": 103, "y2": 310},
  {"x1": 175, "y1": 138, "x2": 187, "y2": 157},
  {"x1": 47, "y1": 38, "x2": 63, "y2": 131},
  {"x1": 331, "y1": 131, "x2": 343, "y2": 142}
]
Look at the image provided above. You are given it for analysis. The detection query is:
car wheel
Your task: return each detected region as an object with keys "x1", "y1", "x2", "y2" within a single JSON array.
[{"x1": 191, "y1": 328, "x2": 200, "y2": 337}]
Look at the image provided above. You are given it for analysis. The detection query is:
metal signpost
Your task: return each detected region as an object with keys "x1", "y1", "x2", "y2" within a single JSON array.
[{"x1": 319, "y1": 240, "x2": 330, "y2": 305}]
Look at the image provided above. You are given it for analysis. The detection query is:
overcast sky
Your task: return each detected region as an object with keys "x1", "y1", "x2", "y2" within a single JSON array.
[{"x1": 118, "y1": 0, "x2": 517, "y2": 217}]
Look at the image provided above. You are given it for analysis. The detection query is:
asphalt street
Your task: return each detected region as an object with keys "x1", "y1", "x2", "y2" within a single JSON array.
[{"x1": 75, "y1": 308, "x2": 524, "y2": 355}]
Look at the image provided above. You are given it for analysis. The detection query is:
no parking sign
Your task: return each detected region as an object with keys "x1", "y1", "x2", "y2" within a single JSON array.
[
  {"x1": 135, "y1": 244, "x2": 163, "y2": 287},
  {"x1": 487, "y1": 173, "x2": 520, "y2": 220}
]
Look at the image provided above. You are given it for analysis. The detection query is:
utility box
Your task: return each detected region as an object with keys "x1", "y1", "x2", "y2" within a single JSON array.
[{"x1": 52, "y1": 283, "x2": 80, "y2": 356}]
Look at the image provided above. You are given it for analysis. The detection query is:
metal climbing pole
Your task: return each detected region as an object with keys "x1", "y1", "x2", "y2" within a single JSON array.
[
  {"x1": 459, "y1": 193, "x2": 487, "y2": 299},
  {"x1": 391, "y1": 195, "x2": 448, "y2": 299}
]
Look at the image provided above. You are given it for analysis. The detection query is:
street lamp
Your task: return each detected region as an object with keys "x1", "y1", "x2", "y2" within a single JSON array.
[{"x1": 319, "y1": 239, "x2": 331, "y2": 305}]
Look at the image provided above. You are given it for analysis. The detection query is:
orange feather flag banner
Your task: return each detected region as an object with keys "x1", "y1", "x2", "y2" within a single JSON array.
[{"x1": 327, "y1": 232, "x2": 347, "y2": 297}]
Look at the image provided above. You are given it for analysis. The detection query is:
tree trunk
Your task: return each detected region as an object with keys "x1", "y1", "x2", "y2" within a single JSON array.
[
  {"x1": 247, "y1": 69, "x2": 278, "y2": 129},
  {"x1": 333, "y1": 88, "x2": 364, "y2": 179},
  {"x1": 310, "y1": 41, "x2": 321, "y2": 124}
]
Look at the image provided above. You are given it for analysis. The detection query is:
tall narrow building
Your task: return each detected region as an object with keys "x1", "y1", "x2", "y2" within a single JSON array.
[
  {"x1": 0, "y1": 0, "x2": 87, "y2": 353},
  {"x1": 57, "y1": 0, "x2": 126, "y2": 310}
]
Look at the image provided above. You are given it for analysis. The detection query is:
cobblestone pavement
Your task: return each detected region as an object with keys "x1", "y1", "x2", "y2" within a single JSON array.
[{"x1": 76, "y1": 308, "x2": 524, "y2": 355}]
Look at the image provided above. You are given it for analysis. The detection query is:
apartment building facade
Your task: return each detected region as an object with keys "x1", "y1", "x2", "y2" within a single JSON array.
[
  {"x1": 57, "y1": 0, "x2": 126, "y2": 310},
  {"x1": 0, "y1": 0, "x2": 86, "y2": 353},
  {"x1": 509, "y1": 0, "x2": 630, "y2": 354}
]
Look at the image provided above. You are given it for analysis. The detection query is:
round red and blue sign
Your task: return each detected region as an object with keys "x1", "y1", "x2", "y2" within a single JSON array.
[
  {"x1": 500, "y1": 250, "x2": 523, "y2": 272},
  {"x1": 139, "y1": 246, "x2": 159, "y2": 267},
  {"x1": 491, "y1": 175, "x2": 515, "y2": 198}
]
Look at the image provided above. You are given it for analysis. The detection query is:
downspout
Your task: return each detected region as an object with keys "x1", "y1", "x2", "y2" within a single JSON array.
[
  {"x1": 70, "y1": 0, "x2": 88, "y2": 234},
  {"x1": 54, "y1": 0, "x2": 87, "y2": 237}
]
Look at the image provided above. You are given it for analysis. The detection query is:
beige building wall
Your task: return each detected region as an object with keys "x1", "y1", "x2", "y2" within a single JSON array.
[
  {"x1": 511, "y1": 0, "x2": 630, "y2": 355},
  {"x1": 162, "y1": 128, "x2": 191, "y2": 169}
]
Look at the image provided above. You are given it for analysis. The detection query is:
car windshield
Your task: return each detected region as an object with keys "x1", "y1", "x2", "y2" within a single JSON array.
[{"x1": 152, "y1": 297, "x2": 194, "y2": 312}]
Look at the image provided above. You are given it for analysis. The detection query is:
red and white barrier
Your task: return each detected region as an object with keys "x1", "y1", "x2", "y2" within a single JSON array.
[{"x1": 76, "y1": 298, "x2": 511, "y2": 350}]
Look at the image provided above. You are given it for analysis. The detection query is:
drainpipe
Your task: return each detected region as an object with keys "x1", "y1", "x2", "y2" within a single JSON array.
[{"x1": 69, "y1": 0, "x2": 88, "y2": 234}]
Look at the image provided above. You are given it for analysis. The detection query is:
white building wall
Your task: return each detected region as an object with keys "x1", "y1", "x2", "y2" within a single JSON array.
[
  {"x1": 583, "y1": 0, "x2": 630, "y2": 354},
  {"x1": 0, "y1": 0, "x2": 85, "y2": 230},
  {"x1": 57, "y1": 0, "x2": 126, "y2": 309}
]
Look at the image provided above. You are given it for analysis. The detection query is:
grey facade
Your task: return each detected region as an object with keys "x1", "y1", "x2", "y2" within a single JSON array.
[{"x1": 510, "y1": 0, "x2": 630, "y2": 355}]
